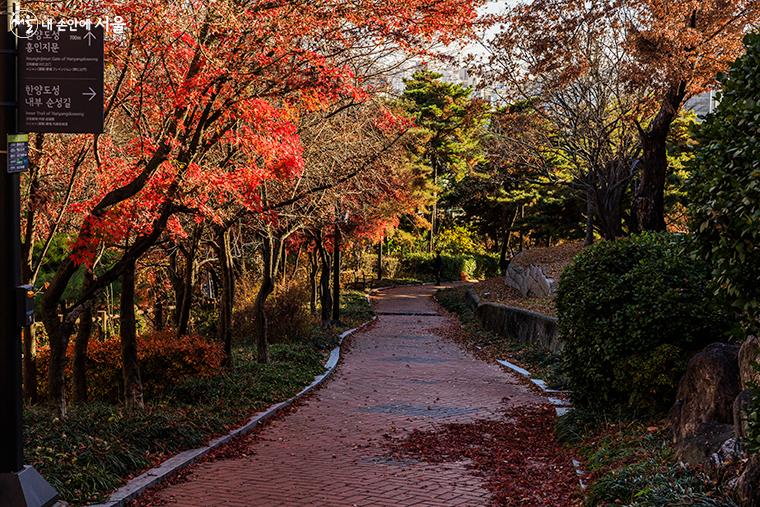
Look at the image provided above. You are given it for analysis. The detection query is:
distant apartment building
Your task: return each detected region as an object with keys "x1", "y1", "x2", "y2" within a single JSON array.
[{"x1": 684, "y1": 90, "x2": 719, "y2": 118}]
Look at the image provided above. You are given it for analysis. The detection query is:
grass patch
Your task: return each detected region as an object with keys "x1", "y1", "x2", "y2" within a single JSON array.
[
  {"x1": 435, "y1": 286, "x2": 566, "y2": 389},
  {"x1": 557, "y1": 409, "x2": 737, "y2": 507},
  {"x1": 26, "y1": 292, "x2": 373, "y2": 505},
  {"x1": 339, "y1": 290, "x2": 375, "y2": 327}
]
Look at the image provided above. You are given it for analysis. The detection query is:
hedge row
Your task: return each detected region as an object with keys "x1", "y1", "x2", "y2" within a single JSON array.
[{"x1": 397, "y1": 252, "x2": 499, "y2": 281}]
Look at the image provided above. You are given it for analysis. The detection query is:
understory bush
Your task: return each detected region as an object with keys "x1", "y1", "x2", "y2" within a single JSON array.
[
  {"x1": 397, "y1": 252, "x2": 498, "y2": 281},
  {"x1": 261, "y1": 283, "x2": 313, "y2": 343},
  {"x1": 36, "y1": 332, "x2": 223, "y2": 402},
  {"x1": 233, "y1": 281, "x2": 312, "y2": 344},
  {"x1": 557, "y1": 233, "x2": 735, "y2": 415}
]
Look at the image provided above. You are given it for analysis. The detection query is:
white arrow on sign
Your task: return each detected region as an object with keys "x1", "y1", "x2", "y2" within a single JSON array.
[
  {"x1": 82, "y1": 87, "x2": 97, "y2": 101},
  {"x1": 84, "y1": 31, "x2": 96, "y2": 46}
]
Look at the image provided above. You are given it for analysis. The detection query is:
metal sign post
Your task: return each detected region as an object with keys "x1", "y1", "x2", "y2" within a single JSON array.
[{"x1": 0, "y1": 2, "x2": 60, "y2": 506}]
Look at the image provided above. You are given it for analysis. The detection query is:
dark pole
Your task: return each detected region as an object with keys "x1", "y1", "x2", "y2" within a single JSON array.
[
  {"x1": 0, "y1": 0, "x2": 23, "y2": 476},
  {"x1": 0, "y1": 5, "x2": 59, "y2": 505}
]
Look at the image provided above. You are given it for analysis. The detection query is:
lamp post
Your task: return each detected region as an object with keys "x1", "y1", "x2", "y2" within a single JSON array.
[{"x1": 0, "y1": 3, "x2": 60, "y2": 505}]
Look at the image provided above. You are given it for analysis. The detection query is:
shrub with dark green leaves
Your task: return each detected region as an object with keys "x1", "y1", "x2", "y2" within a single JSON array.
[
  {"x1": 688, "y1": 32, "x2": 760, "y2": 335},
  {"x1": 472, "y1": 253, "x2": 500, "y2": 279},
  {"x1": 397, "y1": 252, "x2": 498, "y2": 281},
  {"x1": 557, "y1": 233, "x2": 735, "y2": 414}
]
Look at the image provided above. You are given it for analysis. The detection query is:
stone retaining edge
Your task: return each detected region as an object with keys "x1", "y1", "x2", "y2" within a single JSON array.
[
  {"x1": 464, "y1": 287, "x2": 563, "y2": 354},
  {"x1": 87, "y1": 304, "x2": 377, "y2": 507},
  {"x1": 494, "y1": 357, "x2": 585, "y2": 489}
]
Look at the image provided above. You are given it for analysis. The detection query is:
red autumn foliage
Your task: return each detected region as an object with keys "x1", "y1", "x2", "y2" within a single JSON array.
[{"x1": 35, "y1": 332, "x2": 223, "y2": 402}]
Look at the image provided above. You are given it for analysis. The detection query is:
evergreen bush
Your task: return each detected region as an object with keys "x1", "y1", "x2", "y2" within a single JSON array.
[{"x1": 557, "y1": 233, "x2": 735, "y2": 414}]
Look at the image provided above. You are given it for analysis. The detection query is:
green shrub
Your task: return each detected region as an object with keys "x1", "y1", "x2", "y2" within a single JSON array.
[
  {"x1": 557, "y1": 233, "x2": 735, "y2": 414},
  {"x1": 585, "y1": 459, "x2": 734, "y2": 507},
  {"x1": 397, "y1": 253, "x2": 477, "y2": 281},
  {"x1": 473, "y1": 253, "x2": 500, "y2": 279},
  {"x1": 688, "y1": 33, "x2": 760, "y2": 334},
  {"x1": 435, "y1": 225, "x2": 484, "y2": 255}
]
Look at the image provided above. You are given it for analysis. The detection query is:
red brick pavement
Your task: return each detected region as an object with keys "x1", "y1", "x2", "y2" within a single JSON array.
[{"x1": 147, "y1": 285, "x2": 546, "y2": 506}]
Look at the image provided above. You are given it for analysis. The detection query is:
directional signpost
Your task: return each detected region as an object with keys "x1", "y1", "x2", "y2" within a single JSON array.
[
  {"x1": 18, "y1": 25, "x2": 104, "y2": 133},
  {"x1": 1, "y1": 4, "x2": 104, "y2": 506},
  {"x1": 7, "y1": 134, "x2": 28, "y2": 173}
]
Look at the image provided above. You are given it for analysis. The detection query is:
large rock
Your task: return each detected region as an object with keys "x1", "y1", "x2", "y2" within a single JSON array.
[
  {"x1": 735, "y1": 453, "x2": 760, "y2": 507},
  {"x1": 670, "y1": 342, "x2": 741, "y2": 464},
  {"x1": 739, "y1": 335, "x2": 760, "y2": 390},
  {"x1": 505, "y1": 263, "x2": 556, "y2": 298},
  {"x1": 708, "y1": 437, "x2": 746, "y2": 484}
]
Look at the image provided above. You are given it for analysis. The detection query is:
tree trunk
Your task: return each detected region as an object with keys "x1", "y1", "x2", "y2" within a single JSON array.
[
  {"x1": 585, "y1": 189, "x2": 595, "y2": 246},
  {"x1": 376, "y1": 240, "x2": 383, "y2": 281},
  {"x1": 22, "y1": 326, "x2": 37, "y2": 404},
  {"x1": 290, "y1": 244, "x2": 302, "y2": 282},
  {"x1": 72, "y1": 305, "x2": 92, "y2": 403},
  {"x1": 254, "y1": 232, "x2": 280, "y2": 364},
  {"x1": 499, "y1": 230, "x2": 510, "y2": 276},
  {"x1": 331, "y1": 223, "x2": 341, "y2": 323},
  {"x1": 429, "y1": 161, "x2": 439, "y2": 254},
  {"x1": 499, "y1": 206, "x2": 519, "y2": 275},
  {"x1": 254, "y1": 276, "x2": 274, "y2": 364},
  {"x1": 308, "y1": 248, "x2": 318, "y2": 315},
  {"x1": 43, "y1": 301, "x2": 75, "y2": 416},
  {"x1": 316, "y1": 233, "x2": 332, "y2": 326},
  {"x1": 216, "y1": 227, "x2": 234, "y2": 366},
  {"x1": 172, "y1": 224, "x2": 203, "y2": 337},
  {"x1": 120, "y1": 261, "x2": 143, "y2": 409},
  {"x1": 635, "y1": 82, "x2": 687, "y2": 232},
  {"x1": 154, "y1": 299, "x2": 164, "y2": 331},
  {"x1": 72, "y1": 270, "x2": 94, "y2": 403},
  {"x1": 280, "y1": 247, "x2": 287, "y2": 286}
]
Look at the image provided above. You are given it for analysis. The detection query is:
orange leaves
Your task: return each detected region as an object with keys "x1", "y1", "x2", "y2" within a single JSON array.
[
  {"x1": 35, "y1": 332, "x2": 224, "y2": 402},
  {"x1": 496, "y1": 0, "x2": 759, "y2": 102}
]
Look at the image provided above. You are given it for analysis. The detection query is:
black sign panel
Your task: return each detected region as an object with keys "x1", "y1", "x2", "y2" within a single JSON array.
[
  {"x1": 7, "y1": 134, "x2": 29, "y2": 173},
  {"x1": 19, "y1": 26, "x2": 104, "y2": 133}
]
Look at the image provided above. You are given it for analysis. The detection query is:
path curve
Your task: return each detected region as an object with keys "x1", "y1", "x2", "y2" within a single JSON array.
[{"x1": 144, "y1": 285, "x2": 547, "y2": 506}]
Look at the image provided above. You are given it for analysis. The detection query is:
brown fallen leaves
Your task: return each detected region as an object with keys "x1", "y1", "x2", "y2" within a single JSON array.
[
  {"x1": 509, "y1": 241, "x2": 585, "y2": 281},
  {"x1": 386, "y1": 403, "x2": 582, "y2": 507},
  {"x1": 472, "y1": 277, "x2": 557, "y2": 317}
]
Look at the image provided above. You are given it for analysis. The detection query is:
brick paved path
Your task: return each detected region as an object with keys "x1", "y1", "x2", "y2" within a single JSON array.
[{"x1": 149, "y1": 285, "x2": 545, "y2": 506}]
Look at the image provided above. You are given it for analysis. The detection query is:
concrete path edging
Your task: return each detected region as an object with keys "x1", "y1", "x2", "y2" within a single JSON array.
[
  {"x1": 494, "y1": 358, "x2": 586, "y2": 490},
  {"x1": 87, "y1": 314, "x2": 377, "y2": 507}
]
